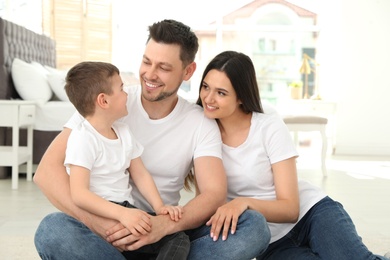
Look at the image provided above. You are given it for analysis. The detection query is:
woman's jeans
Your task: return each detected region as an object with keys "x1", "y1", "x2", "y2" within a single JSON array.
[
  {"x1": 35, "y1": 209, "x2": 270, "y2": 260},
  {"x1": 257, "y1": 196, "x2": 387, "y2": 260}
]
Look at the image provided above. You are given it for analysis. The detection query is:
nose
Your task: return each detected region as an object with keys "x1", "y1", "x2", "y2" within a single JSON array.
[
  {"x1": 143, "y1": 65, "x2": 158, "y2": 81},
  {"x1": 203, "y1": 90, "x2": 215, "y2": 104}
]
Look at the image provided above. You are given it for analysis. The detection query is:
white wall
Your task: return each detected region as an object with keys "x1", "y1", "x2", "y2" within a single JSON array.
[
  {"x1": 7, "y1": 0, "x2": 388, "y2": 156},
  {"x1": 0, "y1": 0, "x2": 42, "y2": 33},
  {"x1": 318, "y1": 0, "x2": 390, "y2": 156}
]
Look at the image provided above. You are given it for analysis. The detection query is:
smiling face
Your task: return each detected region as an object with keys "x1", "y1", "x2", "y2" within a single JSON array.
[
  {"x1": 199, "y1": 69, "x2": 242, "y2": 120},
  {"x1": 139, "y1": 39, "x2": 188, "y2": 103}
]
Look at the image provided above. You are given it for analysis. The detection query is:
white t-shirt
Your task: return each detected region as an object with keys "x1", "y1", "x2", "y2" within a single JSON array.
[
  {"x1": 64, "y1": 119, "x2": 143, "y2": 204},
  {"x1": 65, "y1": 85, "x2": 222, "y2": 211},
  {"x1": 222, "y1": 112, "x2": 326, "y2": 243}
]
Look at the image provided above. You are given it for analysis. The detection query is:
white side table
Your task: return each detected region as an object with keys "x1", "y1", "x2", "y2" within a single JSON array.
[{"x1": 0, "y1": 100, "x2": 36, "y2": 189}]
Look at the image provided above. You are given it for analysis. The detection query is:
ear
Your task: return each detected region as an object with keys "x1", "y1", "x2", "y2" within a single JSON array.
[
  {"x1": 183, "y1": 62, "x2": 197, "y2": 81},
  {"x1": 96, "y1": 93, "x2": 109, "y2": 109}
]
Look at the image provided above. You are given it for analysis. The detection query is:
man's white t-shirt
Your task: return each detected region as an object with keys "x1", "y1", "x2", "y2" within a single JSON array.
[
  {"x1": 65, "y1": 86, "x2": 222, "y2": 212},
  {"x1": 64, "y1": 119, "x2": 143, "y2": 204},
  {"x1": 222, "y1": 112, "x2": 326, "y2": 243}
]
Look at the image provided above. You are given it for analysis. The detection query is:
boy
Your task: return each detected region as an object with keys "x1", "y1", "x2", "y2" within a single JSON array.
[{"x1": 64, "y1": 61, "x2": 189, "y2": 259}]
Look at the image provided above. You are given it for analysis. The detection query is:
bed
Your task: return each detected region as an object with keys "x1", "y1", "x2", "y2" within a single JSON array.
[{"x1": 0, "y1": 18, "x2": 76, "y2": 178}]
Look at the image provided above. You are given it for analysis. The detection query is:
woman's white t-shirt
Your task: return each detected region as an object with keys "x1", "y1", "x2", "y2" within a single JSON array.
[{"x1": 222, "y1": 112, "x2": 326, "y2": 243}]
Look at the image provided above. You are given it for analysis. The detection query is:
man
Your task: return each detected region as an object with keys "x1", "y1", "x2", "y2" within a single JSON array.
[{"x1": 34, "y1": 19, "x2": 269, "y2": 259}]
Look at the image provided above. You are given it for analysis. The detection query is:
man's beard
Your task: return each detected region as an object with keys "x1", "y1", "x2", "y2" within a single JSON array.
[{"x1": 143, "y1": 85, "x2": 180, "y2": 102}]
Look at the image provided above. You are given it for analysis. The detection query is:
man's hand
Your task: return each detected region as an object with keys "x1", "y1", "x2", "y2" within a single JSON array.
[
  {"x1": 81, "y1": 213, "x2": 130, "y2": 252},
  {"x1": 106, "y1": 214, "x2": 172, "y2": 251}
]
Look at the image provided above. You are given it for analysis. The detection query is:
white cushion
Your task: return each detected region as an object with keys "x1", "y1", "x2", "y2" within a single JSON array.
[
  {"x1": 31, "y1": 61, "x2": 50, "y2": 76},
  {"x1": 11, "y1": 58, "x2": 52, "y2": 102},
  {"x1": 46, "y1": 68, "x2": 69, "y2": 102}
]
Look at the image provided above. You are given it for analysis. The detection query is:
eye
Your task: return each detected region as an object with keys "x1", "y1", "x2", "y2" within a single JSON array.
[
  {"x1": 142, "y1": 59, "x2": 151, "y2": 65},
  {"x1": 159, "y1": 65, "x2": 172, "y2": 72},
  {"x1": 201, "y1": 83, "x2": 209, "y2": 90},
  {"x1": 218, "y1": 91, "x2": 226, "y2": 96}
]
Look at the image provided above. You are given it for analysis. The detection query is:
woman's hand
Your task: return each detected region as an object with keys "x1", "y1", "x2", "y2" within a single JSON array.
[{"x1": 206, "y1": 198, "x2": 248, "y2": 241}]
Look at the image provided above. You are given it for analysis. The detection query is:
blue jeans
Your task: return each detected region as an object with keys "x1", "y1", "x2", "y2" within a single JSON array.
[
  {"x1": 257, "y1": 196, "x2": 387, "y2": 260},
  {"x1": 186, "y1": 209, "x2": 270, "y2": 259},
  {"x1": 35, "y1": 210, "x2": 270, "y2": 260},
  {"x1": 115, "y1": 201, "x2": 190, "y2": 260}
]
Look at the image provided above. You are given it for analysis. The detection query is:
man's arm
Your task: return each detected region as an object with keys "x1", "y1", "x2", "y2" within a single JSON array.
[
  {"x1": 178, "y1": 156, "x2": 227, "y2": 229},
  {"x1": 33, "y1": 128, "x2": 119, "y2": 236},
  {"x1": 107, "y1": 156, "x2": 227, "y2": 250}
]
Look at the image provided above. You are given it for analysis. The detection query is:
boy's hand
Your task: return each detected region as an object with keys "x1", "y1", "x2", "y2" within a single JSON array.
[
  {"x1": 157, "y1": 205, "x2": 183, "y2": 221},
  {"x1": 119, "y1": 208, "x2": 152, "y2": 236}
]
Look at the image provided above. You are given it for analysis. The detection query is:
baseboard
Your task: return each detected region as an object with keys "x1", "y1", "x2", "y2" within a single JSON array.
[
  {"x1": 18, "y1": 163, "x2": 38, "y2": 174},
  {"x1": 335, "y1": 144, "x2": 390, "y2": 156}
]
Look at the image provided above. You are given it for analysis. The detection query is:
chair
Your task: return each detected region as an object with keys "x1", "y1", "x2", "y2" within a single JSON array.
[{"x1": 283, "y1": 115, "x2": 328, "y2": 176}]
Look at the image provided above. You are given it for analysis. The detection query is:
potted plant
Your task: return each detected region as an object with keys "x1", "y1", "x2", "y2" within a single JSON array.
[{"x1": 288, "y1": 80, "x2": 303, "y2": 99}]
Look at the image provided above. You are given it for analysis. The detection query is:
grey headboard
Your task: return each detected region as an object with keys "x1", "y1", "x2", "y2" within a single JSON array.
[
  {"x1": 0, "y1": 17, "x2": 56, "y2": 100},
  {"x1": 0, "y1": 18, "x2": 57, "y2": 177}
]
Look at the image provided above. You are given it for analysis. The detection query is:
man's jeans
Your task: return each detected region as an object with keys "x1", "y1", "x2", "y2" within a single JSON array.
[
  {"x1": 35, "y1": 209, "x2": 270, "y2": 260},
  {"x1": 257, "y1": 196, "x2": 387, "y2": 260}
]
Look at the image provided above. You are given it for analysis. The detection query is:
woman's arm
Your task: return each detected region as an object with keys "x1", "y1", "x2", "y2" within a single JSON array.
[
  {"x1": 207, "y1": 157, "x2": 299, "y2": 241},
  {"x1": 245, "y1": 157, "x2": 300, "y2": 223}
]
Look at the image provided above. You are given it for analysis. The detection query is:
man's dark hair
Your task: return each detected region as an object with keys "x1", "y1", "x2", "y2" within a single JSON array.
[{"x1": 147, "y1": 19, "x2": 199, "y2": 66}]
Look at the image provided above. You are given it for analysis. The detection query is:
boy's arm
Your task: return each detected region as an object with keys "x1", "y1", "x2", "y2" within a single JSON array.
[
  {"x1": 129, "y1": 157, "x2": 164, "y2": 212},
  {"x1": 33, "y1": 128, "x2": 119, "y2": 236},
  {"x1": 69, "y1": 165, "x2": 152, "y2": 235}
]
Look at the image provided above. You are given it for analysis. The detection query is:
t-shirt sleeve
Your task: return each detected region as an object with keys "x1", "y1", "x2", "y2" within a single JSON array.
[
  {"x1": 193, "y1": 115, "x2": 223, "y2": 159},
  {"x1": 64, "y1": 127, "x2": 98, "y2": 174},
  {"x1": 129, "y1": 131, "x2": 144, "y2": 159},
  {"x1": 263, "y1": 115, "x2": 299, "y2": 164},
  {"x1": 118, "y1": 122, "x2": 144, "y2": 160}
]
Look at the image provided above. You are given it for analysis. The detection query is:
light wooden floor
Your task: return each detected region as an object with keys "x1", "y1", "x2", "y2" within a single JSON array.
[{"x1": 1, "y1": 142, "x2": 390, "y2": 259}]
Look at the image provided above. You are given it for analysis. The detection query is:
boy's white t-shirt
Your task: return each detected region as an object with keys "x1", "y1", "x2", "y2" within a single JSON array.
[
  {"x1": 64, "y1": 119, "x2": 143, "y2": 204},
  {"x1": 222, "y1": 112, "x2": 326, "y2": 243},
  {"x1": 65, "y1": 85, "x2": 222, "y2": 211}
]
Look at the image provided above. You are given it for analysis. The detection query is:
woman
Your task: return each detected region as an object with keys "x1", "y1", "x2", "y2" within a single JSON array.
[{"x1": 195, "y1": 50, "x2": 388, "y2": 259}]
